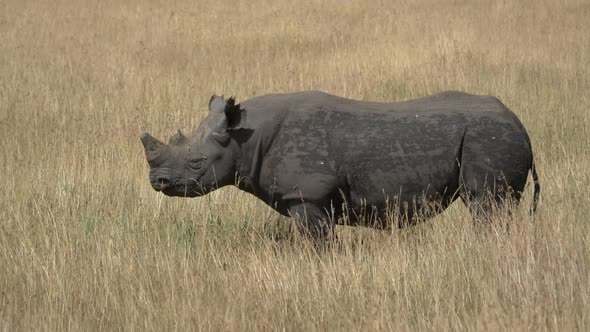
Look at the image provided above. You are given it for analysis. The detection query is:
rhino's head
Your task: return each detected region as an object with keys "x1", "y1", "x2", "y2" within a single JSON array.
[{"x1": 141, "y1": 95, "x2": 247, "y2": 197}]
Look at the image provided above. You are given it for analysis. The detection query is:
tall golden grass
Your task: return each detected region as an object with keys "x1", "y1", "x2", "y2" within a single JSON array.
[{"x1": 1, "y1": 0, "x2": 589, "y2": 330}]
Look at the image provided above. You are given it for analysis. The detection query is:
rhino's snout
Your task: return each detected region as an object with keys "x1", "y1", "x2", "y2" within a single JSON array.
[{"x1": 153, "y1": 175, "x2": 173, "y2": 192}]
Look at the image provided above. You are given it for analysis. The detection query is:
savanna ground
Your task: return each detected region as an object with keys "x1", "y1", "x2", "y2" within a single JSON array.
[{"x1": 1, "y1": 0, "x2": 590, "y2": 330}]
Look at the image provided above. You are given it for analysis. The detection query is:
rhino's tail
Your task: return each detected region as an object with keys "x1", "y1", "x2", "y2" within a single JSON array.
[{"x1": 530, "y1": 160, "x2": 541, "y2": 216}]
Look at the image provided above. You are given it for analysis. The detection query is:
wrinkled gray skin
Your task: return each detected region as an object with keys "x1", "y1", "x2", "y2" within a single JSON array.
[{"x1": 141, "y1": 91, "x2": 540, "y2": 238}]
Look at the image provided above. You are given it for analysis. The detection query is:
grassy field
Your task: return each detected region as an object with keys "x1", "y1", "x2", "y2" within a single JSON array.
[{"x1": 1, "y1": 0, "x2": 590, "y2": 330}]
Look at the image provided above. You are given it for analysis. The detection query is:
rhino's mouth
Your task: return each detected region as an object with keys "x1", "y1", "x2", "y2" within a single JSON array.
[
  {"x1": 159, "y1": 181, "x2": 203, "y2": 197},
  {"x1": 161, "y1": 187, "x2": 199, "y2": 197}
]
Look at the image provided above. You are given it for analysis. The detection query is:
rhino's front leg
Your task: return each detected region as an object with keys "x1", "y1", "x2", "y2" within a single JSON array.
[{"x1": 287, "y1": 202, "x2": 334, "y2": 239}]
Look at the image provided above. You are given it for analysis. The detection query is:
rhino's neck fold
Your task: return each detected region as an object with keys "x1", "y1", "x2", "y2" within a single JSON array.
[
  {"x1": 234, "y1": 135, "x2": 265, "y2": 195},
  {"x1": 231, "y1": 104, "x2": 285, "y2": 196}
]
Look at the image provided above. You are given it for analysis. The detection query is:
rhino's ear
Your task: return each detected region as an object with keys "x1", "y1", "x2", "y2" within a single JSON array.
[
  {"x1": 209, "y1": 95, "x2": 247, "y2": 130},
  {"x1": 209, "y1": 95, "x2": 226, "y2": 113},
  {"x1": 209, "y1": 95, "x2": 247, "y2": 145},
  {"x1": 223, "y1": 97, "x2": 247, "y2": 130}
]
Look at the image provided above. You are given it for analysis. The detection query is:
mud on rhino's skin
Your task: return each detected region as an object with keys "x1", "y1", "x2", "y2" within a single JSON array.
[{"x1": 141, "y1": 90, "x2": 540, "y2": 238}]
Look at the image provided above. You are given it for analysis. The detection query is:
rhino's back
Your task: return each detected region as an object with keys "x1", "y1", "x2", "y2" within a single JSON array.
[
  {"x1": 242, "y1": 90, "x2": 508, "y2": 117},
  {"x1": 242, "y1": 90, "x2": 522, "y2": 155}
]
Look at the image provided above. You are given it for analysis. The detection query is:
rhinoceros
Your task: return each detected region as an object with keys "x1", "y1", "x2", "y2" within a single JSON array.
[{"x1": 141, "y1": 91, "x2": 540, "y2": 237}]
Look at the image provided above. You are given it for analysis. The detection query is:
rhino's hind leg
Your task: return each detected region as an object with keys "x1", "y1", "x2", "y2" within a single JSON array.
[
  {"x1": 459, "y1": 169, "x2": 526, "y2": 220},
  {"x1": 457, "y1": 127, "x2": 531, "y2": 220},
  {"x1": 460, "y1": 188, "x2": 513, "y2": 220},
  {"x1": 288, "y1": 202, "x2": 334, "y2": 239}
]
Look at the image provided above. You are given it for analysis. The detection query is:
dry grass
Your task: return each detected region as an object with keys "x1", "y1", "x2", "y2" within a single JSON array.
[{"x1": 1, "y1": 0, "x2": 590, "y2": 330}]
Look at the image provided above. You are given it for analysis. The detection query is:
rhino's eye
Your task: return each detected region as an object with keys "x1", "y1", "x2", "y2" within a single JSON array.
[{"x1": 188, "y1": 156, "x2": 207, "y2": 171}]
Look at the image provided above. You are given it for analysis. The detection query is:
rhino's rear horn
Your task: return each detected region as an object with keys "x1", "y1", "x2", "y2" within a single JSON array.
[
  {"x1": 140, "y1": 132, "x2": 166, "y2": 163},
  {"x1": 168, "y1": 130, "x2": 186, "y2": 145}
]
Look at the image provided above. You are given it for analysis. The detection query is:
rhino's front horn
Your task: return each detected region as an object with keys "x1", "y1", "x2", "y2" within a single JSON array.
[{"x1": 140, "y1": 132, "x2": 166, "y2": 163}]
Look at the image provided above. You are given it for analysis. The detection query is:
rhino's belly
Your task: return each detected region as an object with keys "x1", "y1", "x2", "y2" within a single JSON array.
[{"x1": 342, "y1": 156, "x2": 461, "y2": 226}]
